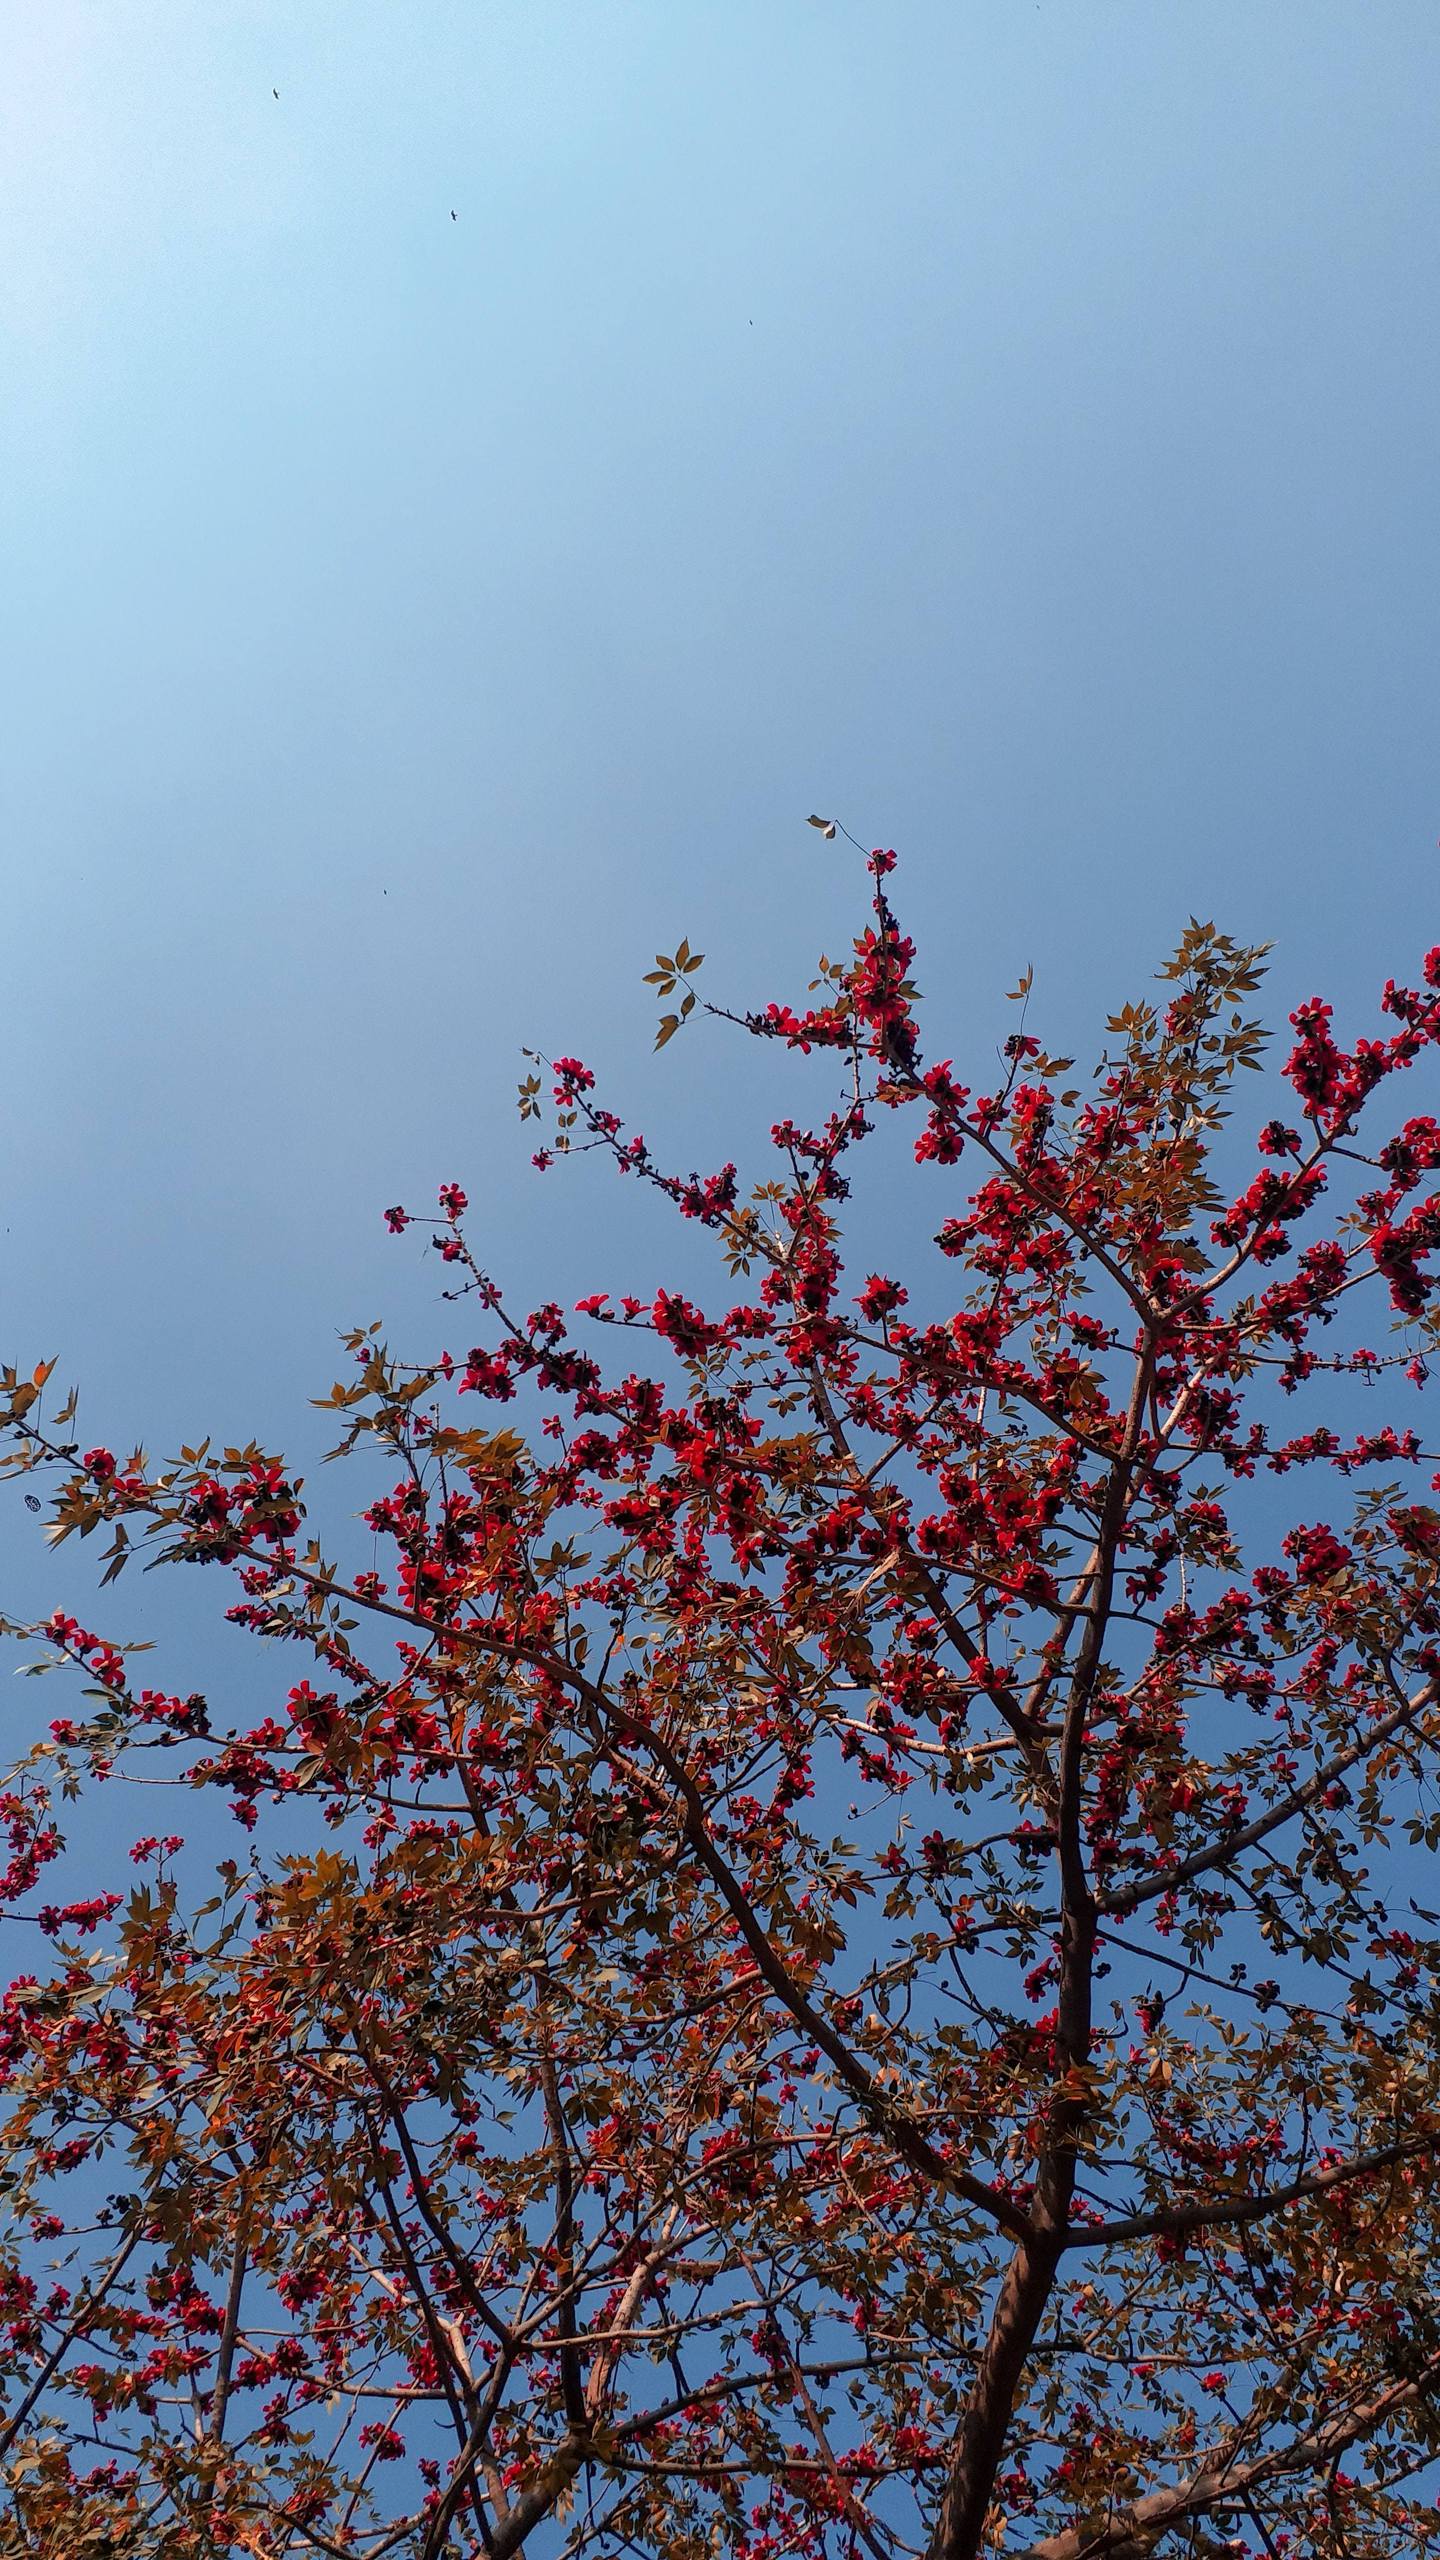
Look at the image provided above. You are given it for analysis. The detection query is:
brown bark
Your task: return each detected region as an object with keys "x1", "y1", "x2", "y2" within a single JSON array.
[{"x1": 925, "y1": 1354, "x2": 1149, "y2": 2560}]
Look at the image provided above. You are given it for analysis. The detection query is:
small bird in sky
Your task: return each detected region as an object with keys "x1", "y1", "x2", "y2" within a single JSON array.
[
  {"x1": 273, "y1": 88, "x2": 279, "y2": 99},
  {"x1": 451, "y1": 209, "x2": 457, "y2": 220}
]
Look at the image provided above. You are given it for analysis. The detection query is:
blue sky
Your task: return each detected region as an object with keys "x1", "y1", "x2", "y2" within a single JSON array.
[{"x1": 2, "y1": 0, "x2": 1438, "y2": 1565}]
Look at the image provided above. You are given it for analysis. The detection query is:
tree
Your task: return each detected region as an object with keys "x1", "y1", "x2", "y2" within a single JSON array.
[{"x1": 2, "y1": 838, "x2": 1440, "y2": 2560}]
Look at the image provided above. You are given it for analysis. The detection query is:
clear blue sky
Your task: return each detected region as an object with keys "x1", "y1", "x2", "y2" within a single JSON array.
[{"x1": 2, "y1": 0, "x2": 1438, "y2": 1530}]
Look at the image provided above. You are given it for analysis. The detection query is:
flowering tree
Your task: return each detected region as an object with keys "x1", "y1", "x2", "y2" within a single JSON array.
[{"x1": 2, "y1": 837, "x2": 1440, "y2": 2560}]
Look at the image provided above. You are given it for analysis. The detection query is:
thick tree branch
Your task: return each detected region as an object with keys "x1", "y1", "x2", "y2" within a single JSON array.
[
  {"x1": 1100, "y1": 1675, "x2": 1440, "y2": 1917},
  {"x1": 925, "y1": 1348, "x2": 1152, "y2": 2560},
  {"x1": 1071, "y1": 2129, "x2": 1440, "y2": 2249},
  {"x1": 1010, "y1": 2343, "x2": 1440, "y2": 2560}
]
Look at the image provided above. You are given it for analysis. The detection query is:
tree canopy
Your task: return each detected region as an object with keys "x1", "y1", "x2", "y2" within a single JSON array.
[{"x1": 3, "y1": 840, "x2": 1440, "y2": 2560}]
